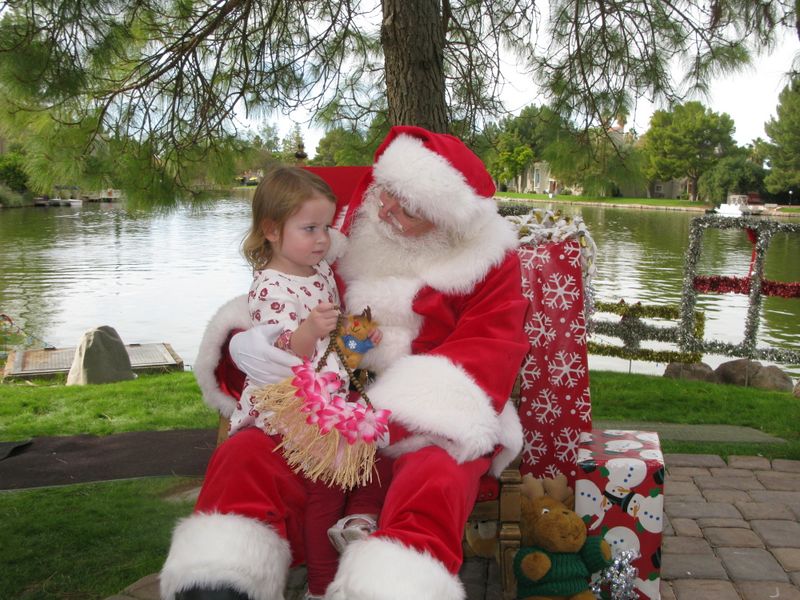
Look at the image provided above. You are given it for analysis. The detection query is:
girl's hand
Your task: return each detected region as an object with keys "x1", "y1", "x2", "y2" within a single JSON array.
[
  {"x1": 305, "y1": 302, "x2": 340, "y2": 339},
  {"x1": 290, "y1": 303, "x2": 340, "y2": 359}
]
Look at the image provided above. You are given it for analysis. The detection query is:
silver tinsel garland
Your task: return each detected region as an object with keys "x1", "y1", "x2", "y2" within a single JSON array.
[
  {"x1": 678, "y1": 215, "x2": 800, "y2": 365},
  {"x1": 591, "y1": 549, "x2": 639, "y2": 600},
  {"x1": 501, "y1": 204, "x2": 597, "y2": 320}
]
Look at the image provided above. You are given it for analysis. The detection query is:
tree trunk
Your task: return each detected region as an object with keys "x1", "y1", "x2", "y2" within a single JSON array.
[
  {"x1": 688, "y1": 176, "x2": 698, "y2": 201},
  {"x1": 381, "y1": 0, "x2": 449, "y2": 133}
]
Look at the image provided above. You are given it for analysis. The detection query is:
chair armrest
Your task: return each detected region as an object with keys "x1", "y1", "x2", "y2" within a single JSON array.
[
  {"x1": 498, "y1": 463, "x2": 521, "y2": 599},
  {"x1": 216, "y1": 415, "x2": 231, "y2": 447},
  {"x1": 498, "y1": 466, "x2": 521, "y2": 522}
]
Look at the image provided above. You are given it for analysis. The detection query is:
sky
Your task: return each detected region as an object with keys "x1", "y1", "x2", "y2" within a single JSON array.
[
  {"x1": 272, "y1": 29, "x2": 800, "y2": 157},
  {"x1": 634, "y1": 30, "x2": 800, "y2": 146}
]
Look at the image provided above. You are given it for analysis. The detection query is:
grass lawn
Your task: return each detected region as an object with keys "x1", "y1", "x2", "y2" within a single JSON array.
[
  {"x1": 497, "y1": 192, "x2": 800, "y2": 216},
  {"x1": 3, "y1": 369, "x2": 798, "y2": 458},
  {"x1": 0, "y1": 372, "x2": 218, "y2": 440},
  {"x1": 496, "y1": 192, "x2": 710, "y2": 210},
  {"x1": 0, "y1": 477, "x2": 197, "y2": 599},
  {"x1": 0, "y1": 369, "x2": 798, "y2": 598},
  {"x1": 591, "y1": 370, "x2": 800, "y2": 459}
]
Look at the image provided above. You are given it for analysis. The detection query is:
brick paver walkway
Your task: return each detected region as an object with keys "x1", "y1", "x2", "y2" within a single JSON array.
[
  {"x1": 660, "y1": 454, "x2": 800, "y2": 600},
  {"x1": 109, "y1": 454, "x2": 800, "y2": 600}
]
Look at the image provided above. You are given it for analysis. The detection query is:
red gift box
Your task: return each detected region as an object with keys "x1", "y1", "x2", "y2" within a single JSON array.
[
  {"x1": 517, "y1": 241, "x2": 593, "y2": 480},
  {"x1": 575, "y1": 429, "x2": 665, "y2": 600}
]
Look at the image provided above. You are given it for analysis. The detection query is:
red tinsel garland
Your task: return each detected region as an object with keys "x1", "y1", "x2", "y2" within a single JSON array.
[
  {"x1": 762, "y1": 279, "x2": 800, "y2": 298},
  {"x1": 693, "y1": 275, "x2": 800, "y2": 298}
]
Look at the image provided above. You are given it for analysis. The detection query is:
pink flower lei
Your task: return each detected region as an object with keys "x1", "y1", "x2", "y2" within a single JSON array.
[{"x1": 291, "y1": 359, "x2": 391, "y2": 445}]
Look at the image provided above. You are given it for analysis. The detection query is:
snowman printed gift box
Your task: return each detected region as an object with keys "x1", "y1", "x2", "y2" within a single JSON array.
[{"x1": 574, "y1": 429, "x2": 665, "y2": 600}]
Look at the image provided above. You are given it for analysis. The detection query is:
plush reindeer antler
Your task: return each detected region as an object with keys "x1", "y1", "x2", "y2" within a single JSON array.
[{"x1": 521, "y1": 473, "x2": 575, "y2": 510}]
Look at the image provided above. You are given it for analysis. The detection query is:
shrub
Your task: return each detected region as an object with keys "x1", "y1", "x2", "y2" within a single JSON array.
[
  {"x1": 0, "y1": 182, "x2": 24, "y2": 207},
  {"x1": 0, "y1": 151, "x2": 29, "y2": 193}
]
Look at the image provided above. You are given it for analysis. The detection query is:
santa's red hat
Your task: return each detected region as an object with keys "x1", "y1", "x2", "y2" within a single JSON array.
[{"x1": 341, "y1": 125, "x2": 496, "y2": 235}]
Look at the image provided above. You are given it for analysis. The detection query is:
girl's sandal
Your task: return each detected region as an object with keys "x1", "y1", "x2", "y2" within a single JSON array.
[{"x1": 327, "y1": 513, "x2": 377, "y2": 554}]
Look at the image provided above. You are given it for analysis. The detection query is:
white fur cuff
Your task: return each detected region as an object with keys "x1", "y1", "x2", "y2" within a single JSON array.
[
  {"x1": 491, "y1": 401, "x2": 523, "y2": 476},
  {"x1": 160, "y1": 512, "x2": 291, "y2": 600},
  {"x1": 324, "y1": 537, "x2": 464, "y2": 600},
  {"x1": 368, "y1": 355, "x2": 502, "y2": 463},
  {"x1": 194, "y1": 295, "x2": 251, "y2": 417}
]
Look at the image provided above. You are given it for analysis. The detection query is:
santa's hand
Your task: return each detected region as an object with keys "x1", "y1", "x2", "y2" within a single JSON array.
[
  {"x1": 438, "y1": 430, "x2": 497, "y2": 464},
  {"x1": 380, "y1": 420, "x2": 494, "y2": 464},
  {"x1": 366, "y1": 354, "x2": 503, "y2": 464},
  {"x1": 229, "y1": 324, "x2": 301, "y2": 385}
]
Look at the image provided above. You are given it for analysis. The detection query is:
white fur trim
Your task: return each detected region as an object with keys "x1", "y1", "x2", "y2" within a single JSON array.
[
  {"x1": 373, "y1": 134, "x2": 488, "y2": 237},
  {"x1": 194, "y1": 295, "x2": 251, "y2": 417},
  {"x1": 160, "y1": 512, "x2": 290, "y2": 600},
  {"x1": 490, "y1": 401, "x2": 523, "y2": 477},
  {"x1": 344, "y1": 275, "x2": 422, "y2": 373},
  {"x1": 324, "y1": 537, "x2": 464, "y2": 600},
  {"x1": 421, "y1": 205, "x2": 518, "y2": 293},
  {"x1": 325, "y1": 227, "x2": 348, "y2": 263},
  {"x1": 339, "y1": 193, "x2": 518, "y2": 299},
  {"x1": 368, "y1": 355, "x2": 501, "y2": 464},
  {"x1": 381, "y1": 400, "x2": 521, "y2": 475}
]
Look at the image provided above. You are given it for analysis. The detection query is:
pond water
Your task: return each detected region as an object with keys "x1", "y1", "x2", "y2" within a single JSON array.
[{"x1": 1, "y1": 195, "x2": 798, "y2": 379}]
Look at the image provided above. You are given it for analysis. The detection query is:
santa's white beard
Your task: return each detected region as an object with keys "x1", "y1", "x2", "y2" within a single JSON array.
[{"x1": 338, "y1": 188, "x2": 458, "y2": 281}]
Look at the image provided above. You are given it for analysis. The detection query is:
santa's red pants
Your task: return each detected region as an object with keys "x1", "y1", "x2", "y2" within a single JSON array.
[{"x1": 194, "y1": 427, "x2": 490, "y2": 593}]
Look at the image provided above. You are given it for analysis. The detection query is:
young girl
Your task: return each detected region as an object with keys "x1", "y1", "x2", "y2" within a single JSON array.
[{"x1": 235, "y1": 166, "x2": 385, "y2": 600}]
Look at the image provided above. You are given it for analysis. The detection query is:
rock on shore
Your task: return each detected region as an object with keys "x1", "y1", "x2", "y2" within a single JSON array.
[{"x1": 665, "y1": 358, "x2": 795, "y2": 393}]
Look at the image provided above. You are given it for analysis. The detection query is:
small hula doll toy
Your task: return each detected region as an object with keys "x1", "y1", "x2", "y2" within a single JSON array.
[{"x1": 237, "y1": 166, "x2": 388, "y2": 599}]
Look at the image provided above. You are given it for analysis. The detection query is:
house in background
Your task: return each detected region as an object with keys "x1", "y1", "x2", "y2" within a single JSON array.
[
  {"x1": 508, "y1": 161, "x2": 563, "y2": 195},
  {"x1": 507, "y1": 158, "x2": 686, "y2": 200},
  {"x1": 503, "y1": 119, "x2": 690, "y2": 200},
  {"x1": 528, "y1": 161, "x2": 561, "y2": 195},
  {"x1": 648, "y1": 179, "x2": 687, "y2": 199}
]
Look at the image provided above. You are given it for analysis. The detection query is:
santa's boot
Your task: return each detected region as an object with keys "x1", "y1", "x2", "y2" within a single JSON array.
[
  {"x1": 160, "y1": 513, "x2": 291, "y2": 600},
  {"x1": 323, "y1": 537, "x2": 464, "y2": 600},
  {"x1": 175, "y1": 587, "x2": 250, "y2": 599}
]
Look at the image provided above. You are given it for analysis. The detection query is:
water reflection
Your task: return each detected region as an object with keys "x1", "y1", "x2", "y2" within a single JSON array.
[
  {"x1": 1, "y1": 198, "x2": 798, "y2": 378},
  {"x1": 1, "y1": 199, "x2": 253, "y2": 369}
]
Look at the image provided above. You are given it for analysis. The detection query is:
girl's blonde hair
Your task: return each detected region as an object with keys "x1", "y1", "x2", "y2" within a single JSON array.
[{"x1": 242, "y1": 166, "x2": 337, "y2": 270}]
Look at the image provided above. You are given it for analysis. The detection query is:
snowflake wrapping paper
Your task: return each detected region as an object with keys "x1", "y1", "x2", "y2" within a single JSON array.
[
  {"x1": 575, "y1": 429, "x2": 665, "y2": 600},
  {"x1": 516, "y1": 240, "x2": 592, "y2": 481}
]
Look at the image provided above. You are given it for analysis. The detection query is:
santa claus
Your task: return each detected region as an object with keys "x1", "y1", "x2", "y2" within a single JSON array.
[{"x1": 160, "y1": 126, "x2": 529, "y2": 600}]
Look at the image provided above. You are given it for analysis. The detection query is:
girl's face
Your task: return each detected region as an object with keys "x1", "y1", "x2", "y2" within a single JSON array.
[{"x1": 263, "y1": 193, "x2": 336, "y2": 276}]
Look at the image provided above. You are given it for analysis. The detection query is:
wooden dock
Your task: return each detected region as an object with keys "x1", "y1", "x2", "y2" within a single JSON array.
[
  {"x1": 2, "y1": 343, "x2": 184, "y2": 380},
  {"x1": 32, "y1": 189, "x2": 123, "y2": 207}
]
